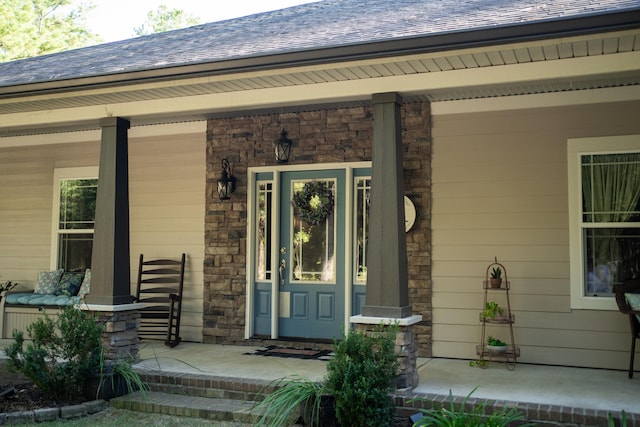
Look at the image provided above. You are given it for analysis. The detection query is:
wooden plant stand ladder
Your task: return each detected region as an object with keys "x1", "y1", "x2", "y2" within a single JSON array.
[{"x1": 476, "y1": 257, "x2": 520, "y2": 370}]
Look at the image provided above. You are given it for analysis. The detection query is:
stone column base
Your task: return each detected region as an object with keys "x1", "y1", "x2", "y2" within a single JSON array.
[
  {"x1": 350, "y1": 314, "x2": 422, "y2": 394},
  {"x1": 83, "y1": 303, "x2": 144, "y2": 367}
]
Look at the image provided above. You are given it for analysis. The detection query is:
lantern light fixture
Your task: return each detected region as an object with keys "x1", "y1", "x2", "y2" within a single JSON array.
[
  {"x1": 217, "y1": 158, "x2": 236, "y2": 201},
  {"x1": 274, "y1": 128, "x2": 292, "y2": 163}
]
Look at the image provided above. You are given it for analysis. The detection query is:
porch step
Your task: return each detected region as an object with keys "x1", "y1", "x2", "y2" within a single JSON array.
[
  {"x1": 109, "y1": 369, "x2": 278, "y2": 424},
  {"x1": 110, "y1": 391, "x2": 261, "y2": 425}
]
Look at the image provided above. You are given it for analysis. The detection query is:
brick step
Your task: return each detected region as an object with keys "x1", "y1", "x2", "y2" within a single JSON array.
[
  {"x1": 111, "y1": 390, "x2": 264, "y2": 425},
  {"x1": 137, "y1": 370, "x2": 270, "y2": 401}
]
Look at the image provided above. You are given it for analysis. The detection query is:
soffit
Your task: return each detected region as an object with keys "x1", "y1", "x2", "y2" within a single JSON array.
[{"x1": 0, "y1": 30, "x2": 638, "y2": 134}]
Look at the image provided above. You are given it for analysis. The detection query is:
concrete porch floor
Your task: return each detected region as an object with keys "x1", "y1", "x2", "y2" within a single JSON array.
[{"x1": 135, "y1": 341, "x2": 640, "y2": 416}]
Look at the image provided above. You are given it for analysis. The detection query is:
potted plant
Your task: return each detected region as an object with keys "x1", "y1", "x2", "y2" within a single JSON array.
[
  {"x1": 490, "y1": 266, "x2": 503, "y2": 288},
  {"x1": 482, "y1": 301, "x2": 508, "y2": 322},
  {"x1": 83, "y1": 353, "x2": 147, "y2": 401},
  {"x1": 253, "y1": 375, "x2": 326, "y2": 427},
  {"x1": 487, "y1": 336, "x2": 508, "y2": 353}
]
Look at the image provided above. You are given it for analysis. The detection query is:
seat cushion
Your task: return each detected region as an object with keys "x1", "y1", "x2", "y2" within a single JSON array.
[
  {"x1": 4, "y1": 293, "x2": 35, "y2": 305},
  {"x1": 34, "y1": 269, "x2": 63, "y2": 295},
  {"x1": 624, "y1": 293, "x2": 640, "y2": 324},
  {"x1": 4, "y1": 292, "x2": 79, "y2": 306}
]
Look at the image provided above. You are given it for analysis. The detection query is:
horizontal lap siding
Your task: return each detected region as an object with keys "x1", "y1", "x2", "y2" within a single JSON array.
[
  {"x1": 128, "y1": 133, "x2": 205, "y2": 343},
  {"x1": 0, "y1": 128, "x2": 205, "y2": 343},
  {"x1": 0, "y1": 143, "x2": 99, "y2": 287},
  {"x1": 431, "y1": 100, "x2": 640, "y2": 369}
]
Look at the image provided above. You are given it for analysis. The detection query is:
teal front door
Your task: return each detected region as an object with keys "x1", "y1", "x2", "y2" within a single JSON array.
[
  {"x1": 251, "y1": 164, "x2": 371, "y2": 341},
  {"x1": 278, "y1": 170, "x2": 345, "y2": 340}
]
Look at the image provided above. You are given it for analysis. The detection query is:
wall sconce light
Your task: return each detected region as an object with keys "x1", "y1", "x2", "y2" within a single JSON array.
[
  {"x1": 217, "y1": 158, "x2": 236, "y2": 200},
  {"x1": 274, "y1": 128, "x2": 292, "y2": 163}
]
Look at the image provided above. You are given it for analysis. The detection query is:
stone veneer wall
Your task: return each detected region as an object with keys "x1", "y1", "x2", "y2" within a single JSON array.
[{"x1": 204, "y1": 102, "x2": 433, "y2": 357}]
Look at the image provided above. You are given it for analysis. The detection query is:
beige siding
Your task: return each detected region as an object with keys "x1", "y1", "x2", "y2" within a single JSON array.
[
  {"x1": 431, "y1": 100, "x2": 640, "y2": 369},
  {"x1": 0, "y1": 143, "x2": 99, "y2": 287},
  {"x1": 0, "y1": 127, "x2": 206, "y2": 343},
  {"x1": 128, "y1": 133, "x2": 205, "y2": 343}
]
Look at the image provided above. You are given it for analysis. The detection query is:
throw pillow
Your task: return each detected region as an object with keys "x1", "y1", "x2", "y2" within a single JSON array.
[
  {"x1": 34, "y1": 269, "x2": 63, "y2": 295},
  {"x1": 57, "y1": 272, "x2": 84, "y2": 296},
  {"x1": 78, "y1": 269, "x2": 91, "y2": 299}
]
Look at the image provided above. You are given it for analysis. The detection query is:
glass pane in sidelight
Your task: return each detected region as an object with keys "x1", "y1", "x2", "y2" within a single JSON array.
[
  {"x1": 256, "y1": 182, "x2": 273, "y2": 281},
  {"x1": 355, "y1": 178, "x2": 370, "y2": 283}
]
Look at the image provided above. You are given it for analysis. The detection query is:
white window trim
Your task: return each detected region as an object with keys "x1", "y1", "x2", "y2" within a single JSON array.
[
  {"x1": 568, "y1": 135, "x2": 640, "y2": 310},
  {"x1": 50, "y1": 167, "x2": 99, "y2": 270}
]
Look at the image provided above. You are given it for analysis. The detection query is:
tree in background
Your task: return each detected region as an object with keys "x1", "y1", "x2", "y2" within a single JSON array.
[
  {"x1": 0, "y1": 0, "x2": 100, "y2": 61},
  {"x1": 133, "y1": 4, "x2": 200, "y2": 36}
]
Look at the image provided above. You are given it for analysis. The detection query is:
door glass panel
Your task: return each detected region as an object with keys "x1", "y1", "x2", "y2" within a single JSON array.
[
  {"x1": 256, "y1": 182, "x2": 273, "y2": 281},
  {"x1": 291, "y1": 180, "x2": 336, "y2": 282},
  {"x1": 355, "y1": 177, "x2": 371, "y2": 283}
]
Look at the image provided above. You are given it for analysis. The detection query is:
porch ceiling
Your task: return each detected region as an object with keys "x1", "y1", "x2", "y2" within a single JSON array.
[{"x1": 1, "y1": 29, "x2": 639, "y2": 137}]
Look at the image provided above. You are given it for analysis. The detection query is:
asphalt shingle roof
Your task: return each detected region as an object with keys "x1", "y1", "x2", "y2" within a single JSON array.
[{"x1": 1, "y1": 0, "x2": 639, "y2": 88}]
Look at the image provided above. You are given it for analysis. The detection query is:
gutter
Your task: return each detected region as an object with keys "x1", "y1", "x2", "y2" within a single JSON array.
[{"x1": 1, "y1": 8, "x2": 640, "y2": 98}]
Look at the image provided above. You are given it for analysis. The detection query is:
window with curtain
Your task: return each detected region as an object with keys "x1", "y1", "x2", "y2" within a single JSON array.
[{"x1": 581, "y1": 153, "x2": 640, "y2": 296}]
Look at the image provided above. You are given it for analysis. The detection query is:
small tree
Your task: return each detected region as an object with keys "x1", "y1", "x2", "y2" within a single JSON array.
[
  {"x1": 0, "y1": 0, "x2": 100, "y2": 61},
  {"x1": 4, "y1": 306, "x2": 103, "y2": 401},
  {"x1": 133, "y1": 5, "x2": 200, "y2": 36}
]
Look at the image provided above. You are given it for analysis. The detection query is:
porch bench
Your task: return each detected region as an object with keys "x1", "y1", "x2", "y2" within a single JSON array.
[{"x1": 0, "y1": 269, "x2": 90, "y2": 339}]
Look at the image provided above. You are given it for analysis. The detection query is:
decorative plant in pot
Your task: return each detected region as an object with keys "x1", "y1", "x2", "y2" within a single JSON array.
[
  {"x1": 482, "y1": 301, "x2": 507, "y2": 322},
  {"x1": 83, "y1": 351, "x2": 148, "y2": 401},
  {"x1": 487, "y1": 336, "x2": 508, "y2": 354},
  {"x1": 490, "y1": 266, "x2": 503, "y2": 288}
]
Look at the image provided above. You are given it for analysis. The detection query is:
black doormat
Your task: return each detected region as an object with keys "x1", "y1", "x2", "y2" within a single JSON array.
[{"x1": 245, "y1": 345, "x2": 333, "y2": 360}]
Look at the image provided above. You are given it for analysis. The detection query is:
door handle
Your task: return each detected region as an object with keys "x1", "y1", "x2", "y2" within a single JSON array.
[{"x1": 279, "y1": 259, "x2": 286, "y2": 285}]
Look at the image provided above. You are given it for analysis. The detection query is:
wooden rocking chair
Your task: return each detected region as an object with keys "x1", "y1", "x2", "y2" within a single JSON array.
[
  {"x1": 135, "y1": 254, "x2": 185, "y2": 348},
  {"x1": 614, "y1": 278, "x2": 640, "y2": 378}
]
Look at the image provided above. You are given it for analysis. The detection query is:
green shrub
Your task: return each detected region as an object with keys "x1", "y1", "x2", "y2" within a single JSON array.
[
  {"x1": 253, "y1": 375, "x2": 324, "y2": 427},
  {"x1": 4, "y1": 306, "x2": 103, "y2": 401},
  {"x1": 324, "y1": 325, "x2": 399, "y2": 427},
  {"x1": 412, "y1": 387, "x2": 534, "y2": 427}
]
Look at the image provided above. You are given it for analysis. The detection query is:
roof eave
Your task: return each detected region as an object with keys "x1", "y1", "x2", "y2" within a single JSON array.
[{"x1": 2, "y1": 8, "x2": 639, "y2": 99}]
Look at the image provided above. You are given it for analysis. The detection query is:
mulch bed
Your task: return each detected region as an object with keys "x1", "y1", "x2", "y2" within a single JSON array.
[{"x1": 0, "y1": 383, "x2": 86, "y2": 413}]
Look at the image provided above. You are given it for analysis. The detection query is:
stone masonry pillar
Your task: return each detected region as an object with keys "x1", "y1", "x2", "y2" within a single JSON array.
[
  {"x1": 90, "y1": 308, "x2": 142, "y2": 365},
  {"x1": 352, "y1": 93, "x2": 422, "y2": 392}
]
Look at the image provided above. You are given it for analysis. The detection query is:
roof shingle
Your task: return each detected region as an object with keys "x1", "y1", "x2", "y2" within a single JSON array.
[{"x1": 1, "y1": 0, "x2": 639, "y2": 88}]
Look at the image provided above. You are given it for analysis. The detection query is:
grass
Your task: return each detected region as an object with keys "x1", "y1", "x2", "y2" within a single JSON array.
[{"x1": 21, "y1": 408, "x2": 250, "y2": 427}]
